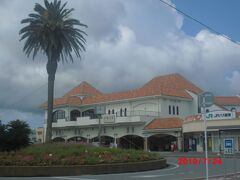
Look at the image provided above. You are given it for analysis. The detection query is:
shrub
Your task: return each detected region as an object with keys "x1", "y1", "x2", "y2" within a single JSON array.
[
  {"x1": 0, "y1": 143, "x2": 161, "y2": 166},
  {"x1": 0, "y1": 120, "x2": 31, "y2": 151}
]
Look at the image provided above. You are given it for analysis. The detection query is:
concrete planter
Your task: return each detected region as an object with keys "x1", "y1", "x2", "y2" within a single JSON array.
[{"x1": 0, "y1": 159, "x2": 167, "y2": 177}]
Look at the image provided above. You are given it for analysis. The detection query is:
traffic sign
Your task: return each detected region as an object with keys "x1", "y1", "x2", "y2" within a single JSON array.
[{"x1": 199, "y1": 92, "x2": 214, "y2": 107}]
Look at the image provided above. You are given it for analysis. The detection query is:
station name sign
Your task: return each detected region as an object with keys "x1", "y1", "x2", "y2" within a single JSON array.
[
  {"x1": 205, "y1": 111, "x2": 236, "y2": 120},
  {"x1": 102, "y1": 114, "x2": 116, "y2": 123}
]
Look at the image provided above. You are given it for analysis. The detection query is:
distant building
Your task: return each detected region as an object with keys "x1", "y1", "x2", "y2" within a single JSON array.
[
  {"x1": 29, "y1": 129, "x2": 36, "y2": 144},
  {"x1": 41, "y1": 73, "x2": 240, "y2": 153},
  {"x1": 36, "y1": 127, "x2": 44, "y2": 143}
]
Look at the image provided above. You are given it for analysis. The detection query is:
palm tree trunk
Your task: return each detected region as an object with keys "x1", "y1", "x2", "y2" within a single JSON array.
[{"x1": 45, "y1": 60, "x2": 58, "y2": 143}]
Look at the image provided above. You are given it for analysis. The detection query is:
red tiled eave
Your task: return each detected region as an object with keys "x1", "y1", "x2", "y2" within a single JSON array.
[
  {"x1": 214, "y1": 96, "x2": 240, "y2": 106},
  {"x1": 144, "y1": 117, "x2": 183, "y2": 130}
]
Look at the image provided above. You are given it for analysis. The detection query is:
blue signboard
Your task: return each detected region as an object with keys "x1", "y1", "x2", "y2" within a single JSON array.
[
  {"x1": 224, "y1": 139, "x2": 233, "y2": 148},
  {"x1": 224, "y1": 138, "x2": 234, "y2": 154}
]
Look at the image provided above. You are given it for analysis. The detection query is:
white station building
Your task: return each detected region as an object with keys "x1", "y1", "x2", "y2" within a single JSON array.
[{"x1": 41, "y1": 73, "x2": 240, "y2": 153}]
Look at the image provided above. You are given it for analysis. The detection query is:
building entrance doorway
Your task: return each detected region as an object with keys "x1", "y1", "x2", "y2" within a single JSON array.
[
  {"x1": 148, "y1": 134, "x2": 177, "y2": 151},
  {"x1": 119, "y1": 135, "x2": 144, "y2": 150}
]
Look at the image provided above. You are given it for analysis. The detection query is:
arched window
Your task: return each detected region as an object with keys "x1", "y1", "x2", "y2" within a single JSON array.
[
  {"x1": 53, "y1": 110, "x2": 65, "y2": 122},
  {"x1": 112, "y1": 109, "x2": 115, "y2": 114},
  {"x1": 70, "y1": 110, "x2": 81, "y2": 121},
  {"x1": 206, "y1": 109, "x2": 209, "y2": 113},
  {"x1": 124, "y1": 108, "x2": 127, "y2": 116},
  {"x1": 82, "y1": 109, "x2": 95, "y2": 118},
  {"x1": 108, "y1": 110, "x2": 111, "y2": 114}
]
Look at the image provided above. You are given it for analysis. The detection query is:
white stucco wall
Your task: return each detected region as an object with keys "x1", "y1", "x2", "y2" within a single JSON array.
[{"x1": 160, "y1": 97, "x2": 193, "y2": 119}]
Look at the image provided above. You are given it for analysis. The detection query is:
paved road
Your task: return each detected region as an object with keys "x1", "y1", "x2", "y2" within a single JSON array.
[{"x1": 1, "y1": 157, "x2": 240, "y2": 180}]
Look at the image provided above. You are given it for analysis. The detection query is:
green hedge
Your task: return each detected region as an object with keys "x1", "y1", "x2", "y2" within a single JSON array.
[{"x1": 0, "y1": 143, "x2": 161, "y2": 166}]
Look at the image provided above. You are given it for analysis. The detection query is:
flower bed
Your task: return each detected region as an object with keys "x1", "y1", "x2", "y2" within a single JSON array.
[{"x1": 0, "y1": 143, "x2": 161, "y2": 166}]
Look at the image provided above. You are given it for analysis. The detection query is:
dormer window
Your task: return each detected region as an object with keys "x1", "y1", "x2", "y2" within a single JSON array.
[
  {"x1": 176, "y1": 106, "x2": 179, "y2": 115},
  {"x1": 120, "y1": 108, "x2": 123, "y2": 117}
]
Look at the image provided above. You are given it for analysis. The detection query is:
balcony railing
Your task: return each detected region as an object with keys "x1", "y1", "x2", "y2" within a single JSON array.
[
  {"x1": 115, "y1": 110, "x2": 159, "y2": 117},
  {"x1": 51, "y1": 110, "x2": 159, "y2": 127}
]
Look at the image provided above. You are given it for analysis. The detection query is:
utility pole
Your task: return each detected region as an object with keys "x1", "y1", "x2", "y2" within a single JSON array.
[
  {"x1": 199, "y1": 92, "x2": 213, "y2": 180},
  {"x1": 203, "y1": 96, "x2": 209, "y2": 180}
]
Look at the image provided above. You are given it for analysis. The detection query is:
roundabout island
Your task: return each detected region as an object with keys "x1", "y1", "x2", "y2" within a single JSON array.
[{"x1": 0, "y1": 143, "x2": 167, "y2": 177}]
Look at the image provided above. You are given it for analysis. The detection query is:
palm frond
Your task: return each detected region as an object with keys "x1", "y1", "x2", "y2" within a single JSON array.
[{"x1": 19, "y1": 0, "x2": 87, "y2": 62}]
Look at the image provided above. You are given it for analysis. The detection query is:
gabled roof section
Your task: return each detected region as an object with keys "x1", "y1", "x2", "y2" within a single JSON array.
[
  {"x1": 141, "y1": 73, "x2": 202, "y2": 98},
  {"x1": 214, "y1": 96, "x2": 240, "y2": 106},
  {"x1": 41, "y1": 73, "x2": 203, "y2": 108},
  {"x1": 63, "y1": 81, "x2": 102, "y2": 97},
  {"x1": 144, "y1": 117, "x2": 183, "y2": 130}
]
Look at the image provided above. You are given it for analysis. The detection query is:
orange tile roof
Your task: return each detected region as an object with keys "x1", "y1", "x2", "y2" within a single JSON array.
[
  {"x1": 41, "y1": 73, "x2": 203, "y2": 108},
  {"x1": 63, "y1": 81, "x2": 102, "y2": 97},
  {"x1": 214, "y1": 96, "x2": 240, "y2": 106},
  {"x1": 141, "y1": 73, "x2": 202, "y2": 98},
  {"x1": 144, "y1": 117, "x2": 183, "y2": 130},
  {"x1": 184, "y1": 114, "x2": 202, "y2": 123}
]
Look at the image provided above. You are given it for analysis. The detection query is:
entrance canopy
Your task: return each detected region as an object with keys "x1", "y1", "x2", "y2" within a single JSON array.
[
  {"x1": 143, "y1": 117, "x2": 182, "y2": 137},
  {"x1": 183, "y1": 118, "x2": 240, "y2": 133}
]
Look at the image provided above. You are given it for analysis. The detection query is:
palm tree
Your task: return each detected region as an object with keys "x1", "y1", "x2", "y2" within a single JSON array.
[{"x1": 19, "y1": 0, "x2": 87, "y2": 143}]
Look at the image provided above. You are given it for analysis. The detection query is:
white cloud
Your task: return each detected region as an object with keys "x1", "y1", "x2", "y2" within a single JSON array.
[
  {"x1": 226, "y1": 71, "x2": 240, "y2": 94},
  {"x1": 0, "y1": 0, "x2": 239, "y2": 127}
]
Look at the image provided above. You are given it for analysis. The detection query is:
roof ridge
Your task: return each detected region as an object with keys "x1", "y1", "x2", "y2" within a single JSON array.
[{"x1": 63, "y1": 81, "x2": 102, "y2": 97}]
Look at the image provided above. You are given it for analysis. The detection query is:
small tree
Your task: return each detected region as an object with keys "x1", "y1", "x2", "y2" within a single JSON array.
[
  {"x1": 0, "y1": 120, "x2": 31, "y2": 151},
  {"x1": 0, "y1": 121, "x2": 7, "y2": 151}
]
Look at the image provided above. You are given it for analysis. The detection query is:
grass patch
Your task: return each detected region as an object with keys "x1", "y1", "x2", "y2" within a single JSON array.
[{"x1": 0, "y1": 143, "x2": 161, "y2": 166}]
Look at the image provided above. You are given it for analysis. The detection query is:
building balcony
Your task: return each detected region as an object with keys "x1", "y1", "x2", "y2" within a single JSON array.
[
  {"x1": 50, "y1": 110, "x2": 159, "y2": 128},
  {"x1": 52, "y1": 117, "x2": 98, "y2": 128}
]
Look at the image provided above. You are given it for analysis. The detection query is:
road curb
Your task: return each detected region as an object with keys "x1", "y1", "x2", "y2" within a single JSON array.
[{"x1": 0, "y1": 159, "x2": 167, "y2": 177}]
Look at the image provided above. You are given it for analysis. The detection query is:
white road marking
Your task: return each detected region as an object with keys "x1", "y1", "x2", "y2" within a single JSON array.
[
  {"x1": 164, "y1": 162, "x2": 179, "y2": 171},
  {"x1": 50, "y1": 177, "x2": 97, "y2": 180},
  {"x1": 132, "y1": 170, "x2": 195, "y2": 179},
  {"x1": 132, "y1": 173, "x2": 175, "y2": 178}
]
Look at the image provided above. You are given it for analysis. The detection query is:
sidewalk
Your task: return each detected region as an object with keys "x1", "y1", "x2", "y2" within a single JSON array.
[{"x1": 156, "y1": 151, "x2": 240, "y2": 158}]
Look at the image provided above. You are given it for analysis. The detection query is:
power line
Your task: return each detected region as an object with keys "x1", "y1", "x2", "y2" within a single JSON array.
[{"x1": 159, "y1": 0, "x2": 240, "y2": 45}]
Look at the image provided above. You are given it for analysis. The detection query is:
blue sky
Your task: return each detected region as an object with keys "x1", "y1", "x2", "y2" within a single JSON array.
[
  {"x1": 172, "y1": 0, "x2": 240, "y2": 41},
  {"x1": 0, "y1": 0, "x2": 240, "y2": 128}
]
